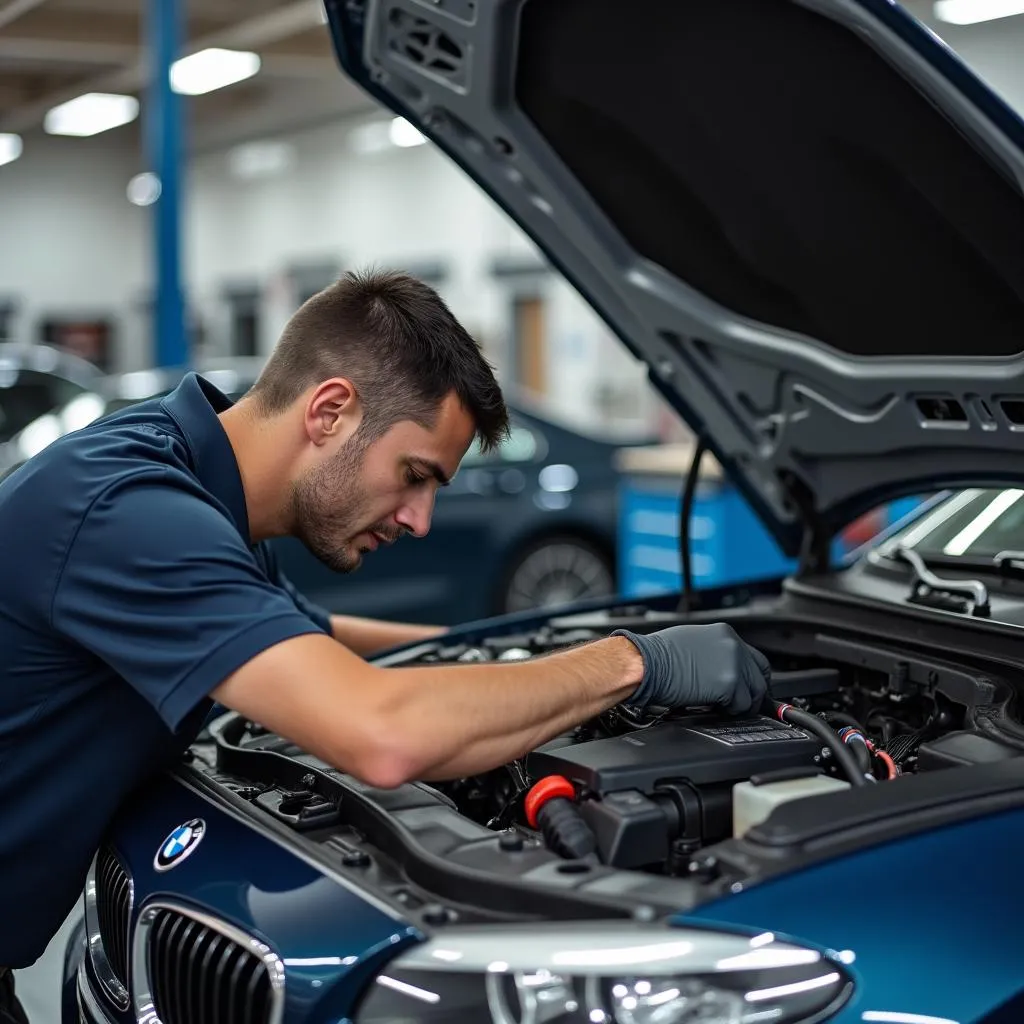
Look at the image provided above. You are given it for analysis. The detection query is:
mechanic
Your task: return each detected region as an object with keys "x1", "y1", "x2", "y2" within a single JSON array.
[{"x1": 0, "y1": 269, "x2": 769, "y2": 1020}]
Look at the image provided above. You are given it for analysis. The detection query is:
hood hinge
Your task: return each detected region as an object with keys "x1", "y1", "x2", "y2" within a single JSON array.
[
  {"x1": 778, "y1": 469, "x2": 831, "y2": 576},
  {"x1": 798, "y1": 522, "x2": 832, "y2": 576}
]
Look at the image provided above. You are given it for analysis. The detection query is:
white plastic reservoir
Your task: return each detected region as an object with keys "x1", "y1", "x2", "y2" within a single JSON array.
[{"x1": 733, "y1": 774, "x2": 851, "y2": 838}]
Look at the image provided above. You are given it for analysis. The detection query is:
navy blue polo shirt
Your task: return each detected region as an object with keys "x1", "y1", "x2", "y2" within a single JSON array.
[{"x1": 0, "y1": 373, "x2": 333, "y2": 966}]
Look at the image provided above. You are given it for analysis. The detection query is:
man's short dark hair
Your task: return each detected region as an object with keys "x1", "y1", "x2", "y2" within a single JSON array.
[{"x1": 249, "y1": 268, "x2": 509, "y2": 451}]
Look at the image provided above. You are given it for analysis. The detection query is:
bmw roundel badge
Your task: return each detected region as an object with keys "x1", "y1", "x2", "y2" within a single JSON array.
[{"x1": 154, "y1": 818, "x2": 206, "y2": 872}]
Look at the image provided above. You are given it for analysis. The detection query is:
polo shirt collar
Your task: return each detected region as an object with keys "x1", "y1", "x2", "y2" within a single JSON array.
[{"x1": 161, "y1": 372, "x2": 251, "y2": 544}]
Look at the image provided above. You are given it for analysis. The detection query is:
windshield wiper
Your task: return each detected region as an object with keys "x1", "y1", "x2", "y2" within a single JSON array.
[
  {"x1": 893, "y1": 544, "x2": 991, "y2": 618},
  {"x1": 894, "y1": 548, "x2": 1024, "y2": 583}
]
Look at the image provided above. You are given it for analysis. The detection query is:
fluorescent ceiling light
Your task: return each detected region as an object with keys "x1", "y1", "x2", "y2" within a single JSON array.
[
  {"x1": 934, "y1": 0, "x2": 1024, "y2": 24},
  {"x1": 0, "y1": 133, "x2": 22, "y2": 167},
  {"x1": 44, "y1": 93, "x2": 139, "y2": 137},
  {"x1": 389, "y1": 116, "x2": 427, "y2": 147},
  {"x1": 170, "y1": 48, "x2": 261, "y2": 95}
]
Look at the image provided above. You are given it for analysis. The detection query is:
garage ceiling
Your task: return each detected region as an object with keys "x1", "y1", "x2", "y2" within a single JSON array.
[
  {"x1": 0, "y1": 0, "x2": 377, "y2": 150},
  {"x1": 0, "y1": 1, "x2": 1021, "y2": 154}
]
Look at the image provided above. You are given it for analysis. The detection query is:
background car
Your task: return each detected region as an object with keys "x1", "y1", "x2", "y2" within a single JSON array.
[
  {"x1": 5, "y1": 359, "x2": 642, "y2": 622},
  {"x1": 0, "y1": 342, "x2": 103, "y2": 468}
]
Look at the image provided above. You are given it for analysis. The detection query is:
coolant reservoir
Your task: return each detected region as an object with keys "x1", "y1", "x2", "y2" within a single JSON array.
[{"x1": 733, "y1": 773, "x2": 851, "y2": 838}]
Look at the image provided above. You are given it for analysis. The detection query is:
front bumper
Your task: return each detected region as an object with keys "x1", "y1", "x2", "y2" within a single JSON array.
[{"x1": 74, "y1": 964, "x2": 117, "y2": 1024}]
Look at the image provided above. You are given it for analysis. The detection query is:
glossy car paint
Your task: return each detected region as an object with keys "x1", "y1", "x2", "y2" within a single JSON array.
[
  {"x1": 80, "y1": 773, "x2": 420, "y2": 1024},
  {"x1": 76, "y1": 761, "x2": 1024, "y2": 1024},
  {"x1": 686, "y1": 806, "x2": 1024, "y2": 1023}
]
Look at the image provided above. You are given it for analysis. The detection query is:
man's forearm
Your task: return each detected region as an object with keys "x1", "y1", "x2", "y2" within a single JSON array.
[
  {"x1": 330, "y1": 614, "x2": 446, "y2": 657},
  {"x1": 372, "y1": 635, "x2": 643, "y2": 781},
  {"x1": 214, "y1": 622, "x2": 763, "y2": 792}
]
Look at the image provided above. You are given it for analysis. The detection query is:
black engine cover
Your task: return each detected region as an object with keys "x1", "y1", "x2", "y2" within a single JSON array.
[{"x1": 527, "y1": 714, "x2": 821, "y2": 795}]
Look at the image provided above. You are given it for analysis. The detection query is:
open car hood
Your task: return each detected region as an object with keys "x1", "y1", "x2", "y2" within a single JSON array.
[{"x1": 324, "y1": 0, "x2": 1024, "y2": 558}]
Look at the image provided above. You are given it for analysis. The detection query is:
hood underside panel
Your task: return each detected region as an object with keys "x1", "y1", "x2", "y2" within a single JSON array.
[
  {"x1": 327, "y1": 0, "x2": 1024, "y2": 554},
  {"x1": 516, "y1": 0, "x2": 1024, "y2": 361}
]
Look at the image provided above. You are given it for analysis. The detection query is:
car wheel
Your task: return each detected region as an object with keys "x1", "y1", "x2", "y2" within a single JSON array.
[{"x1": 500, "y1": 536, "x2": 615, "y2": 614}]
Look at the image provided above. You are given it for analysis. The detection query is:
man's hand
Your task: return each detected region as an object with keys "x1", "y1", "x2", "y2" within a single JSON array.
[{"x1": 613, "y1": 623, "x2": 770, "y2": 715}]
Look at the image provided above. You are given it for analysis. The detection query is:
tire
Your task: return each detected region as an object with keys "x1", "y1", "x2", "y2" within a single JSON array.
[{"x1": 499, "y1": 535, "x2": 615, "y2": 614}]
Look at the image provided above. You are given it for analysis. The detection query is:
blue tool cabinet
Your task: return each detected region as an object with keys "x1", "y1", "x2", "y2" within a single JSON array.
[{"x1": 615, "y1": 445, "x2": 921, "y2": 599}]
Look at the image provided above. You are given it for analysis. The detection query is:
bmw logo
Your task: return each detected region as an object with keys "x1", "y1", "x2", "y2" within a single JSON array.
[{"x1": 154, "y1": 818, "x2": 206, "y2": 872}]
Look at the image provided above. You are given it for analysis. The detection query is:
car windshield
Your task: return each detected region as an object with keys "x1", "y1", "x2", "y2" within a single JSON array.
[{"x1": 889, "y1": 488, "x2": 1024, "y2": 561}]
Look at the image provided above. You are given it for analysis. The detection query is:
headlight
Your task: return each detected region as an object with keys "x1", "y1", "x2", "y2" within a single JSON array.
[{"x1": 354, "y1": 923, "x2": 853, "y2": 1024}]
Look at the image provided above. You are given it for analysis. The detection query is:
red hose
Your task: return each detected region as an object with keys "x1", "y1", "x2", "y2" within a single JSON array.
[
  {"x1": 875, "y1": 750, "x2": 898, "y2": 780},
  {"x1": 524, "y1": 775, "x2": 576, "y2": 828}
]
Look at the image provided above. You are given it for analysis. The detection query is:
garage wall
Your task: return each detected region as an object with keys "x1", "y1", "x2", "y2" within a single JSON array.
[
  {"x1": 0, "y1": 131, "x2": 148, "y2": 370},
  {"x1": 182, "y1": 113, "x2": 656, "y2": 434},
  {"x1": 0, "y1": 114, "x2": 654, "y2": 432},
  {"x1": 185, "y1": 116, "x2": 525, "y2": 360}
]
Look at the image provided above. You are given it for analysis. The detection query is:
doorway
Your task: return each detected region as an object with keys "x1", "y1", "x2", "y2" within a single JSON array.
[{"x1": 512, "y1": 293, "x2": 547, "y2": 397}]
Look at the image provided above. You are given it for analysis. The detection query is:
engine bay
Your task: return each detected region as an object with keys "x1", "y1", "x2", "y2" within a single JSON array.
[
  {"x1": 393, "y1": 608, "x2": 1022, "y2": 874},
  {"x1": 197, "y1": 600, "x2": 1024, "y2": 919}
]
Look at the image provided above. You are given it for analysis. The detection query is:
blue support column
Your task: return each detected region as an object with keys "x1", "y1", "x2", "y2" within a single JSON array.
[{"x1": 145, "y1": 0, "x2": 187, "y2": 369}]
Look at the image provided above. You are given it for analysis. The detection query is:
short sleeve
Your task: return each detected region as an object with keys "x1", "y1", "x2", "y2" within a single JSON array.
[
  {"x1": 256, "y1": 542, "x2": 333, "y2": 636},
  {"x1": 51, "y1": 478, "x2": 328, "y2": 731}
]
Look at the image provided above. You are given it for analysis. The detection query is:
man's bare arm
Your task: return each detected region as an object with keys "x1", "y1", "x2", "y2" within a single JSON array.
[
  {"x1": 211, "y1": 633, "x2": 642, "y2": 788},
  {"x1": 328, "y1": 614, "x2": 446, "y2": 657}
]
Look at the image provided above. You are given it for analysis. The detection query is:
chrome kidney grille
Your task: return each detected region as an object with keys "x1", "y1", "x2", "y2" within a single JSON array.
[
  {"x1": 137, "y1": 904, "x2": 285, "y2": 1024},
  {"x1": 95, "y1": 845, "x2": 132, "y2": 988},
  {"x1": 86, "y1": 844, "x2": 133, "y2": 1008}
]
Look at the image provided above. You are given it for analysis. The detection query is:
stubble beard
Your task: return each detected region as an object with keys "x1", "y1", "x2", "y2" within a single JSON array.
[{"x1": 290, "y1": 436, "x2": 375, "y2": 574}]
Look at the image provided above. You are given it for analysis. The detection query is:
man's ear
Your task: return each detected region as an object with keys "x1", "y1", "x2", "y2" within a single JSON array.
[{"x1": 304, "y1": 378, "x2": 362, "y2": 446}]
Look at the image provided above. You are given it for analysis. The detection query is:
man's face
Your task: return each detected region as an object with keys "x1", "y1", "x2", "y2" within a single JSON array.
[{"x1": 291, "y1": 392, "x2": 475, "y2": 573}]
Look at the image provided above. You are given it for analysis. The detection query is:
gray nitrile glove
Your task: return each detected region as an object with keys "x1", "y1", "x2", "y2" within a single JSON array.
[{"x1": 612, "y1": 623, "x2": 771, "y2": 715}]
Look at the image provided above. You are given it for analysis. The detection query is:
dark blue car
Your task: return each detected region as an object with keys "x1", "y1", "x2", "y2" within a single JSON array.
[{"x1": 65, "y1": 1, "x2": 1024, "y2": 1023}]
